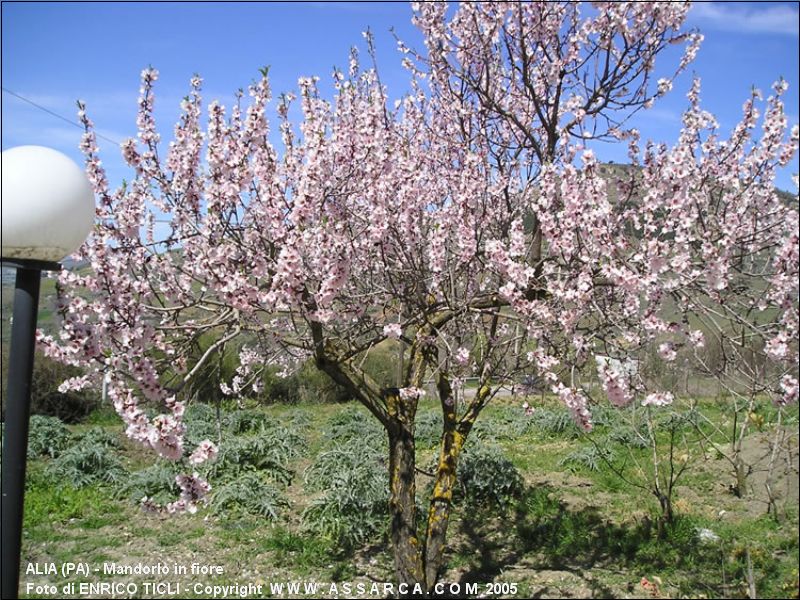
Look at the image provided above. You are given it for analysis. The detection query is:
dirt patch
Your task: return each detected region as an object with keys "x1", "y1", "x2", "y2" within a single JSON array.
[{"x1": 694, "y1": 426, "x2": 799, "y2": 520}]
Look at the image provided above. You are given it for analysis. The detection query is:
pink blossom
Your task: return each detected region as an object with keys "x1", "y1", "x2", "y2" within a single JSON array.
[
  {"x1": 596, "y1": 357, "x2": 634, "y2": 407},
  {"x1": 47, "y1": 6, "x2": 798, "y2": 522},
  {"x1": 765, "y1": 333, "x2": 789, "y2": 359},
  {"x1": 455, "y1": 347, "x2": 470, "y2": 366},
  {"x1": 657, "y1": 78, "x2": 673, "y2": 96},
  {"x1": 149, "y1": 414, "x2": 184, "y2": 461},
  {"x1": 189, "y1": 440, "x2": 219, "y2": 465},
  {"x1": 383, "y1": 323, "x2": 403, "y2": 339},
  {"x1": 778, "y1": 375, "x2": 798, "y2": 406},
  {"x1": 688, "y1": 330, "x2": 705, "y2": 348},
  {"x1": 554, "y1": 383, "x2": 592, "y2": 432},
  {"x1": 658, "y1": 342, "x2": 677, "y2": 362},
  {"x1": 166, "y1": 473, "x2": 211, "y2": 514},
  {"x1": 642, "y1": 392, "x2": 674, "y2": 407},
  {"x1": 398, "y1": 387, "x2": 426, "y2": 401}
]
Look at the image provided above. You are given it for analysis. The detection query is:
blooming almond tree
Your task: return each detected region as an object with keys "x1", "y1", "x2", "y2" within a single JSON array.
[{"x1": 44, "y1": 1, "x2": 798, "y2": 591}]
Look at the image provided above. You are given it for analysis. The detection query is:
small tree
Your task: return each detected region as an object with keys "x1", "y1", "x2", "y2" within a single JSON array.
[{"x1": 43, "y1": 2, "x2": 797, "y2": 592}]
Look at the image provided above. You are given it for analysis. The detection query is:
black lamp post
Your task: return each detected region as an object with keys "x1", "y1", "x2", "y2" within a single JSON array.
[{"x1": 1, "y1": 145, "x2": 95, "y2": 599}]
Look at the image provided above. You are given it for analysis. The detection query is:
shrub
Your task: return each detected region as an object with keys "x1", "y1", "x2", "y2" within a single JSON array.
[
  {"x1": 607, "y1": 423, "x2": 652, "y2": 449},
  {"x1": 71, "y1": 426, "x2": 120, "y2": 448},
  {"x1": 529, "y1": 407, "x2": 582, "y2": 438},
  {"x1": 117, "y1": 407, "x2": 303, "y2": 513},
  {"x1": 206, "y1": 426, "x2": 299, "y2": 486},
  {"x1": 586, "y1": 403, "x2": 620, "y2": 428},
  {"x1": 211, "y1": 471, "x2": 288, "y2": 519},
  {"x1": 302, "y1": 441, "x2": 388, "y2": 547},
  {"x1": 47, "y1": 437, "x2": 126, "y2": 487},
  {"x1": 326, "y1": 406, "x2": 385, "y2": 445},
  {"x1": 282, "y1": 361, "x2": 352, "y2": 404},
  {"x1": 258, "y1": 368, "x2": 301, "y2": 404},
  {"x1": 415, "y1": 410, "x2": 442, "y2": 449},
  {"x1": 358, "y1": 341, "x2": 402, "y2": 389},
  {"x1": 1, "y1": 349, "x2": 98, "y2": 423},
  {"x1": 560, "y1": 445, "x2": 616, "y2": 472},
  {"x1": 173, "y1": 333, "x2": 240, "y2": 406},
  {"x1": 281, "y1": 407, "x2": 312, "y2": 432},
  {"x1": 225, "y1": 408, "x2": 267, "y2": 435},
  {"x1": 183, "y1": 402, "x2": 221, "y2": 448},
  {"x1": 472, "y1": 405, "x2": 533, "y2": 441},
  {"x1": 27, "y1": 415, "x2": 70, "y2": 458},
  {"x1": 456, "y1": 442, "x2": 523, "y2": 508},
  {"x1": 260, "y1": 343, "x2": 399, "y2": 405},
  {"x1": 184, "y1": 401, "x2": 218, "y2": 424},
  {"x1": 117, "y1": 462, "x2": 181, "y2": 504}
]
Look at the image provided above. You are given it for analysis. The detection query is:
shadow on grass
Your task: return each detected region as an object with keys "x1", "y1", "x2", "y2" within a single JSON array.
[{"x1": 449, "y1": 485, "x2": 729, "y2": 598}]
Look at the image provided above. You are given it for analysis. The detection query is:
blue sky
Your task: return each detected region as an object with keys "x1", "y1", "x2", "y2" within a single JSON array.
[{"x1": 2, "y1": 1, "x2": 798, "y2": 192}]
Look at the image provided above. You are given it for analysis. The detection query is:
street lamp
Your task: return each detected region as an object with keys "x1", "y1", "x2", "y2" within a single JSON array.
[{"x1": 1, "y1": 145, "x2": 94, "y2": 599}]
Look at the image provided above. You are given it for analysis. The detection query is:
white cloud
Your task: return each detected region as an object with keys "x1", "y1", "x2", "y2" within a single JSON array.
[
  {"x1": 642, "y1": 107, "x2": 682, "y2": 124},
  {"x1": 2, "y1": 125, "x2": 81, "y2": 149},
  {"x1": 689, "y1": 3, "x2": 799, "y2": 37}
]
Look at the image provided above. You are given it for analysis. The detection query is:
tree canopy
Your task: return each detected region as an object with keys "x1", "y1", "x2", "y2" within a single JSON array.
[{"x1": 41, "y1": 1, "x2": 798, "y2": 590}]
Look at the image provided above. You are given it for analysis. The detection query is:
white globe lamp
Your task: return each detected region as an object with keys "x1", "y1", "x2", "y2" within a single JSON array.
[
  {"x1": 2, "y1": 145, "x2": 95, "y2": 263},
  {"x1": 1, "y1": 145, "x2": 95, "y2": 598}
]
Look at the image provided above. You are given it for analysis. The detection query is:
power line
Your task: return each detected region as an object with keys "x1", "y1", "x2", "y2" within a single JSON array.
[{"x1": 2, "y1": 87, "x2": 121, "y2": 146}]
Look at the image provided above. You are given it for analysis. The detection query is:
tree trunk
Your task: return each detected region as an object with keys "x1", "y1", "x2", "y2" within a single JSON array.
[
  {"x1": 733, "y1": 456, "x2": 749, "y2": 498},
  {"x1": 424, "y1": 425, "x2": 464, "y2": 590},
  {"x1": 656, "y1": 491, "x2": 673, "y2": 539},
  {"x1": 388, "y1": 424, "x2": 425, "y2": 591}
]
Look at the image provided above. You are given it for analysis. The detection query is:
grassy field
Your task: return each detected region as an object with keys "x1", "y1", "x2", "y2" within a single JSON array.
[{"x1": 16, "y1": 395, "x2": 800, "y2": 599}]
